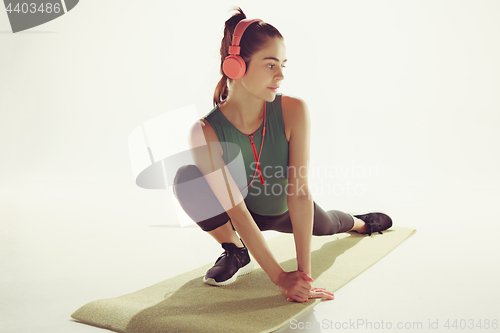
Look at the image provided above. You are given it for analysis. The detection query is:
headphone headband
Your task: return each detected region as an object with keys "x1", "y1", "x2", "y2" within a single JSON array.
[
  {"x1": 222, "y1": 18, "x2": 262, "y2": 79},
  {"x1": 230, "y1": 18, "x2": 262, "y2": 53}
]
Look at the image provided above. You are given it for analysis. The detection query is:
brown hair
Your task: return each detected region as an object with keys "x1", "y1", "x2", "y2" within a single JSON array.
[{"x1": 213, "y1": 7, "x2": 283, "y2": 106}]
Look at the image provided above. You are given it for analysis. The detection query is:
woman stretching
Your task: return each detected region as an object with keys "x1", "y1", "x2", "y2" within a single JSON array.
[{"x1": 173, "y1": 7, "x2": 392, "y2": 303}]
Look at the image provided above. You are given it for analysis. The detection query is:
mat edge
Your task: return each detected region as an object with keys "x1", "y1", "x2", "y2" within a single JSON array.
[{"x1": 263, "y1": 226, "x2": 417, "y2": 333}]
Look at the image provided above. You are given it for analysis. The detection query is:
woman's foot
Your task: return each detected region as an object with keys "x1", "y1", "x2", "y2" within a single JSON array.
[
  {"x1": 350, "y1": 213, "x2": 393, "y2": 236},
  {"x1": 350, "y1": 216, "x2": 368, "y2": 233},
  {"x1": 203, "y1": 243, "x2": 254, "y2": 286}
]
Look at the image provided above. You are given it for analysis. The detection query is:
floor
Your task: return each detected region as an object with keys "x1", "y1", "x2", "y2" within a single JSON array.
[{"x1": 1, "y1": 182, "x2": 499, "y2": 333}]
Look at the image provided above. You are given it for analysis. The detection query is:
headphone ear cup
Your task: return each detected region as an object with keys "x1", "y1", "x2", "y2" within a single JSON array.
[{"x1": 222, "y1": 55, "x2": 247, "y2": 79}]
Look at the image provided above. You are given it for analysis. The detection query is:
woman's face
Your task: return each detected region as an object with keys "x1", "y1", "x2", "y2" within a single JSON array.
[{"x1": 240, "y1": 37, "x2": 287, "y2": 102}]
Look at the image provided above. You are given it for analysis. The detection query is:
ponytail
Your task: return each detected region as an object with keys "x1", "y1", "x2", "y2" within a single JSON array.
[
  {"x1": 213, "y1": 75, "x2": 229, "y2": 106},
  {"x1": 213, "y1": 7, "x2": 246, "y2": 106}
]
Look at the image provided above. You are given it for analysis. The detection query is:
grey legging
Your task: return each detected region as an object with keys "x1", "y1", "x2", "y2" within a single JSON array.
[{"x1": 172, "y1": 164, "x2": 354, "y2": 234}]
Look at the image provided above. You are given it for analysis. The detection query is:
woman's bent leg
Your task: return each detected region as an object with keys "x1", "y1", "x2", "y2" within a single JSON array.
[
  {"x1": 173, "y1": 164, "x2": 250, "y2": 285},
  {"x1": 173, "y1": 164, "x2": 233, "y2": 233},
  {"x1": 207, "y1": 220, "x2": 244, "y2": 248}
]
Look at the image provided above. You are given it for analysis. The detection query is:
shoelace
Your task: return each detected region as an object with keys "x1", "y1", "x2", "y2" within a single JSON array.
[
  {"x1": 365, "y1": 214, "x2": 383, "y2": 236},
  {"x1": 216, "y1": 246, "x2": 243, "y2": 267}
]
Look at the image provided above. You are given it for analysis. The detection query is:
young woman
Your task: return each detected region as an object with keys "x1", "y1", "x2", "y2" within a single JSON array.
[{"x1": 173, "y1": 8, "x2": 392, "y2": 303}]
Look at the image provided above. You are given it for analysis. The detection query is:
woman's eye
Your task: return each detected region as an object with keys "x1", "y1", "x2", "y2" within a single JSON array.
[{"x1": 268, "y1": 64, "x2": 286, "y2": 69}]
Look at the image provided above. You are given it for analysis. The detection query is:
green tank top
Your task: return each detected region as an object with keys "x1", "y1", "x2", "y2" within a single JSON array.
[{"x1": 203, "y1": 93, "x2": 289, "y2": 215}]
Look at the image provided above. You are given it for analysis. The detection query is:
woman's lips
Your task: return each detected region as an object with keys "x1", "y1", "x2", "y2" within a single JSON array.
[{"x1": 268, "y1": 87, "x2": 279, "y2": 92}]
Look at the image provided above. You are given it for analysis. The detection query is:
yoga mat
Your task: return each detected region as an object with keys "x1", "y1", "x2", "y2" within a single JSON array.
[{"x1": 71, "y1": 226, "x2": 416, "y2": 333}]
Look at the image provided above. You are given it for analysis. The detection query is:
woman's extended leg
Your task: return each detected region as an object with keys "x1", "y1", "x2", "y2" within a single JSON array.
[
  {"x1": 351, "y1": 216, "x2": 369, "y2": 233},
  {"x1": 310, "y1": 203, "x2": 356, "y2": 235},
  {"x1": 250, "y1": 202, "x2": 389, "y2": 236},
  {"x1": 248, "y1": 201, "x2": 363, "y2": 236}
]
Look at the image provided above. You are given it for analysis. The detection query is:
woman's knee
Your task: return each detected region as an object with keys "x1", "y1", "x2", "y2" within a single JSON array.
[
  {"x1": 193, "y1": 214, "x2": 232, "y2": 233},
  {"x1": 173, "y1": 164, "x2": 202, "y2": 185},
  {"x1": 173, "y1": 164, "x2": 230, "y2": 228},
  {"x1": 172, "y1": 164, "x2": 203, "y2": 198}
]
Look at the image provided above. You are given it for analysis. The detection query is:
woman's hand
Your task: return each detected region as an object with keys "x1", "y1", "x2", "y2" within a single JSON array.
[{"x1": 276, "y1": 271, "x2": 335, "y2": 302}]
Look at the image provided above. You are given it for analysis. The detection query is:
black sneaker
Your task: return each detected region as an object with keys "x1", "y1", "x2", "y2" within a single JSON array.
[
  {"x1": 353, "y1": 212, "x2": 393, "y2": 236},
  {"x1": 203, "y1": 243, "x2": 254, "y2": 286}
]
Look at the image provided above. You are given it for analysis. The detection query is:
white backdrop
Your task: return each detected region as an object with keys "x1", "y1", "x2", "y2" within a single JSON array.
[
  {"x1": 1, "y1": 1, "x2": 499, "y2": 333},
  {"x1": 2, "y1": 1, "x2": 498, "y2": 191}
]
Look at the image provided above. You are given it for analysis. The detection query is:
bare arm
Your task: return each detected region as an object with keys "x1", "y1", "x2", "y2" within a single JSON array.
[
  {"x1": 284, "y1": 96, "x2": 314, "y2": 275},
  {"x1": 226, "y1": 203, "x2": 284, "y2": 284},
  {"x1": 188, "y1": 120, "x2": 284, "y2": 284},
  {"x1": 282, "y1": 97, "x2": 335, "y2": 302},
  {"x1": 288, "y1": 196, "x2": 314, "y2": 275}
]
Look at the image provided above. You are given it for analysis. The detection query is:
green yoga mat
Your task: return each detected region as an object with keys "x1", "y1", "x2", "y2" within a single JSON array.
[{"x1": 71, "y1": 226, "x2": 416, "y2": 333}]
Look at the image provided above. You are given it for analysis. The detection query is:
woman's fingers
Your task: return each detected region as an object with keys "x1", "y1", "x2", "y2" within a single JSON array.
[
  {"x1": 293, "y1": 272, "x2": 312, "y2": 293},
  {"x1": 298, "y1": 271, "x2": 314, "y2": 282},
  {"x1": 287, "y1": 288, "x2": 334, "y2": 303},
  {"x1": 288, "y1": 295, "x2": 308, "y2": 303},
  {"x1": 280, "y1": 272, "x2": 334, "y2": 303},
  {"x1": 287, "y1": 287, "x2": 311, "y2": 303},
  {"x1": 310, "y1": 288, "x2": 335, "y2": 300},
  {"x1": 310, "y1": 286, "x2": 330, "y2": 291}
]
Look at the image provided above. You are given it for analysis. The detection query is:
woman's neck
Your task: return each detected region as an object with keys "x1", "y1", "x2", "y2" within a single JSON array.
[{"x1": 220, "y1": 84, "x2": 265, "y2": 127}]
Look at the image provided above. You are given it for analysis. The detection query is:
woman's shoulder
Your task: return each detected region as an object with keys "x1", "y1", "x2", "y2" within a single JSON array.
[
  {"x1": 188, "y1": 116, "x2": 223, "y2": 156},
  {"x1": 281, "y1": 94, "x2": 309, "y2": 124},
  {"x1": 194, "y1": 104, "x2": 219, "y2": 141},
  {"x1": 280, "y1": 94, "x2": 308, "y2": 112},
  {"x1": 190, "y1": 117, "x2": 219, "y2": 142},
  {"x1": 280, "y1": 94, "x2": 310, "y2": 143}
]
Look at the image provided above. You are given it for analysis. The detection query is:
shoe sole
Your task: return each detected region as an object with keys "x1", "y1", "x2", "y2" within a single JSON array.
[{"x1": 203, "y1": 260, "x2": 254, "y2": 286}]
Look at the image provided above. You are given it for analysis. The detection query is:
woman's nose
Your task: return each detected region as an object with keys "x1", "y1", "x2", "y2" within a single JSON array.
[{"x1": 275, "y1": 68, "x2": 285, "y2": 80}]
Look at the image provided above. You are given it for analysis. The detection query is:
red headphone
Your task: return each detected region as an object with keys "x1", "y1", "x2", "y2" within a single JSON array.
[
  {"x1": 222, "y1": 18, "x2": 267, "y2": 192},
  {"x1": 222, "y1": 18, "x2": 262, "y2": 79}
]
